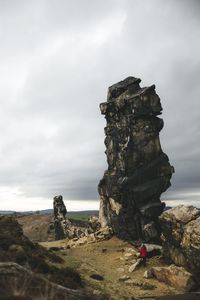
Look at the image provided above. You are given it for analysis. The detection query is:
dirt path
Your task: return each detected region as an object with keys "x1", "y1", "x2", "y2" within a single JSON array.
[{"x1": 41, "y1": 237, "x2": 178, "y2": 299}]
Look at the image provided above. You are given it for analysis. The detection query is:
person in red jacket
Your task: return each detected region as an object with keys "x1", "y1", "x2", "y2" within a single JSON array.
[{"x1": 139, "y1": 243, "x2": 147, "y2": 266}]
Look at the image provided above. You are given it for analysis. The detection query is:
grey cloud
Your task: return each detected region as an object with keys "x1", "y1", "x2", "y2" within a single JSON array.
[{"x1": 0, "y1": 0, "x2": 199, "y2": 209}]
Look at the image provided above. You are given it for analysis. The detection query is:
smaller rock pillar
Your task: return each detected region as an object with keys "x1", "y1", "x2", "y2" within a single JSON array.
[{"x1": 53, "y1": 195, "x2": 67, "y2": 240}]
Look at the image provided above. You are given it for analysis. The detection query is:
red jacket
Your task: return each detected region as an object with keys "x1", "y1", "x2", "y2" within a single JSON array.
[{"x1": 140, "y1": 245, "x2": 147, "y2": 258}]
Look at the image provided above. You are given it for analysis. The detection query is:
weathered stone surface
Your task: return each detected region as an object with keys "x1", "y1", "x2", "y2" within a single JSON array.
[
  {"x1": 151, "y1": 265, "x2": 195, "y2": 292},
  {"x1": 88, "y1": 216, "x2": 101, "y2": 233},
  {"x1": 98, "y1": 76, "x2": 174, "y2": 241},
  {"x1": 53, "y1": 195, "x2": 69, "y2": 240},
  {"x1": 0, "y1": 262, "x2": 105, "y2": 300},
  {"x1": 161, "y1": 205, "x2": 200, "y2": 224},
  {"x1": 160, "y1": 205, "x2": 200, "y2": 282}
]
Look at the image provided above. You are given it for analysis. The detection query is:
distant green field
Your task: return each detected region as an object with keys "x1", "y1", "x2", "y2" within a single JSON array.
[{"x1": 68, "y1": 213, "x2": 90, "y2": 221}]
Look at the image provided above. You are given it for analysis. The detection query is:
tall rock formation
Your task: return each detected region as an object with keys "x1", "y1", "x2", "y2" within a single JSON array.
[
  {"x1": 53, "y1": 195, "x2": 68, "y2": 240},
  {"x1": 98, "y1": 77, "x2": 174, "y2": 242}
]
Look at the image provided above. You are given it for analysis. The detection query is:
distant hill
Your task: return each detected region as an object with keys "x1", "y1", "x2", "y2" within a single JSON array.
[
  {"x1": 0, "y1": 210, "x2": 14, "y2": 215},
  {"x1": 0, "y1": 209, "x2": 99, "y2": 216}
]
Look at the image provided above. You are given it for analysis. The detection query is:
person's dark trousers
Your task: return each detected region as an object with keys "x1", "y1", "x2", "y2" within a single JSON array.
[{"x1": 141, "y1": 257, "x2": 146, "y2": 266}]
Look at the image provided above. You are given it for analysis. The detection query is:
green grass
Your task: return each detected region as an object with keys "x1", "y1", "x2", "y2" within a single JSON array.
[
  {"x1": 48, "y1": 249, "x2": 81, "y2": 270},
  {"x1": 68, "y1": 213, "x2": 90, "y2": 221}
]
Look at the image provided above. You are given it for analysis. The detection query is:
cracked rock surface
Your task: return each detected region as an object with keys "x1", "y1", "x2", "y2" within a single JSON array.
[
  {"x1": 98, "y1": 76, "x2": 174, "y2": 241},
  {"x1": 160, "y1": 205, "x2": 200, "y2": 282}
]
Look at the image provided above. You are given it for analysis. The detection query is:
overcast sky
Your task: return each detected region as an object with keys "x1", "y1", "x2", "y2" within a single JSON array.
[{"x1": 0, "y1": 0, "x2": 199, "y2": 211}]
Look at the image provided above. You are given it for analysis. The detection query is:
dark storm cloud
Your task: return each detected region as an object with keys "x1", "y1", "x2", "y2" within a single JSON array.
[{"x1": 0, "y1": 0, "x2": 199, "y2": 210}]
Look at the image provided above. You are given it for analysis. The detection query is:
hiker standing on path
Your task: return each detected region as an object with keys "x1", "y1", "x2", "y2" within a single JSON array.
[{"x1": 139, "y1": 243, "x2": 147, "y2": 266}]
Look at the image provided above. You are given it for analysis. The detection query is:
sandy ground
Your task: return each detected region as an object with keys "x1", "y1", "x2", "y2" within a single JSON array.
[{"x1": 41, "y1": 237, "x2": 180, "y2": 300}]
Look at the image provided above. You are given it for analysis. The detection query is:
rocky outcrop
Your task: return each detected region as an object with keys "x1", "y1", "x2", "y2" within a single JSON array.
[
  {"x1": 53, "y1": 196, "x2": 108, "y2": 242},
  {"x1": 53, "y1": 195, "x2": 82, "y2": 239},
  {"x1": 0, "y1": 262, "x2": 106, "y2": 300},
  {"x1": 150, "y1": 265, "x2": 195, "y2": 292},
  {"x1": 98, "y1": 76, "x2": 174, "y2": 241},
  {"x1": 160, "y1": 205, "x2": 200, "y2": 282},
  {"x1": 53, "y1": 195, "x2": 70, "y2": 240}
]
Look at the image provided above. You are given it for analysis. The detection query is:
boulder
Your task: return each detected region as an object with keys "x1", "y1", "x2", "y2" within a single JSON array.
[
  {"x1": 160, "y1": 205, "x2": 200, "y2": 281},
  {"x1": 98, "y1": 76, "x2": 174, "y2": 242},
  {"x1": 0, "y1": 262, "x2": 105, "y2": 300},
  {"x1": 143, "y1": 269, "x2": 153, "y2": 279},
  {"x1": 118, "y1": 275, "x2": 131, "y2": 282},
  {"x1": 88, "y1": 216, "x2": 101, "y2": 233},
  {"x1": 151, "y1": 265, "x2": 195, "y2": 292},
  {"x1": 128, "y1": 258, "x2": 142, "y2": 272},
  {"x1": 94, "y1": 226, "x2": 113, "y2": 240},
  {"x1": 144, "y1": 243, "x2": 162, "y2": 257},
  {"x1": 145, "y1": 243, "x2": 162, "y2": 252}
]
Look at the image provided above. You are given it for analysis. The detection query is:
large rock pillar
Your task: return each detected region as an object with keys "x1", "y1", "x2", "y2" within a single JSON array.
[{"x1": 98, "y1": 77, "x2": 174, "y2": 242}]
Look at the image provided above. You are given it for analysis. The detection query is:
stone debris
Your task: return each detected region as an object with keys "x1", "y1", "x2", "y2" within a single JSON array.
[
  {"x1": 52, "y1": 195, "x2": 111, "y2": 244},
  {"x1": 88, "y1": 216, "x2": 101, "y2": 233},
  {"x1": 124, "y1": 278, "x2": 156, "y2": 290},
  {"x1": 124, "y1": 252, "x2": 135, "y2": 258},
  {"x1": 98, "y1": 76, "x2": 174, "y2": 242},
  {"x1": 150, "y1": 264, "x2": 196, "y2": 292},
  {"x1": 124, "y1": 247, "x2": 137, "y2": 253},
  {"x1": 94, "y1": 226, "x2": 113, "y2": 240}
]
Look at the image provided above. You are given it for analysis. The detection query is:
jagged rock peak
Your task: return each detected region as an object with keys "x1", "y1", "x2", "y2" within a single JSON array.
[
  {"x1": 107, "y1": 76, "x2": 141, "y2": 101},
  {"x1": 100, "y1": 76, "x2": 162, "y2": 117},
  {"x1": 53, "y1": 195, "x2": 67, "y2": 219}
]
